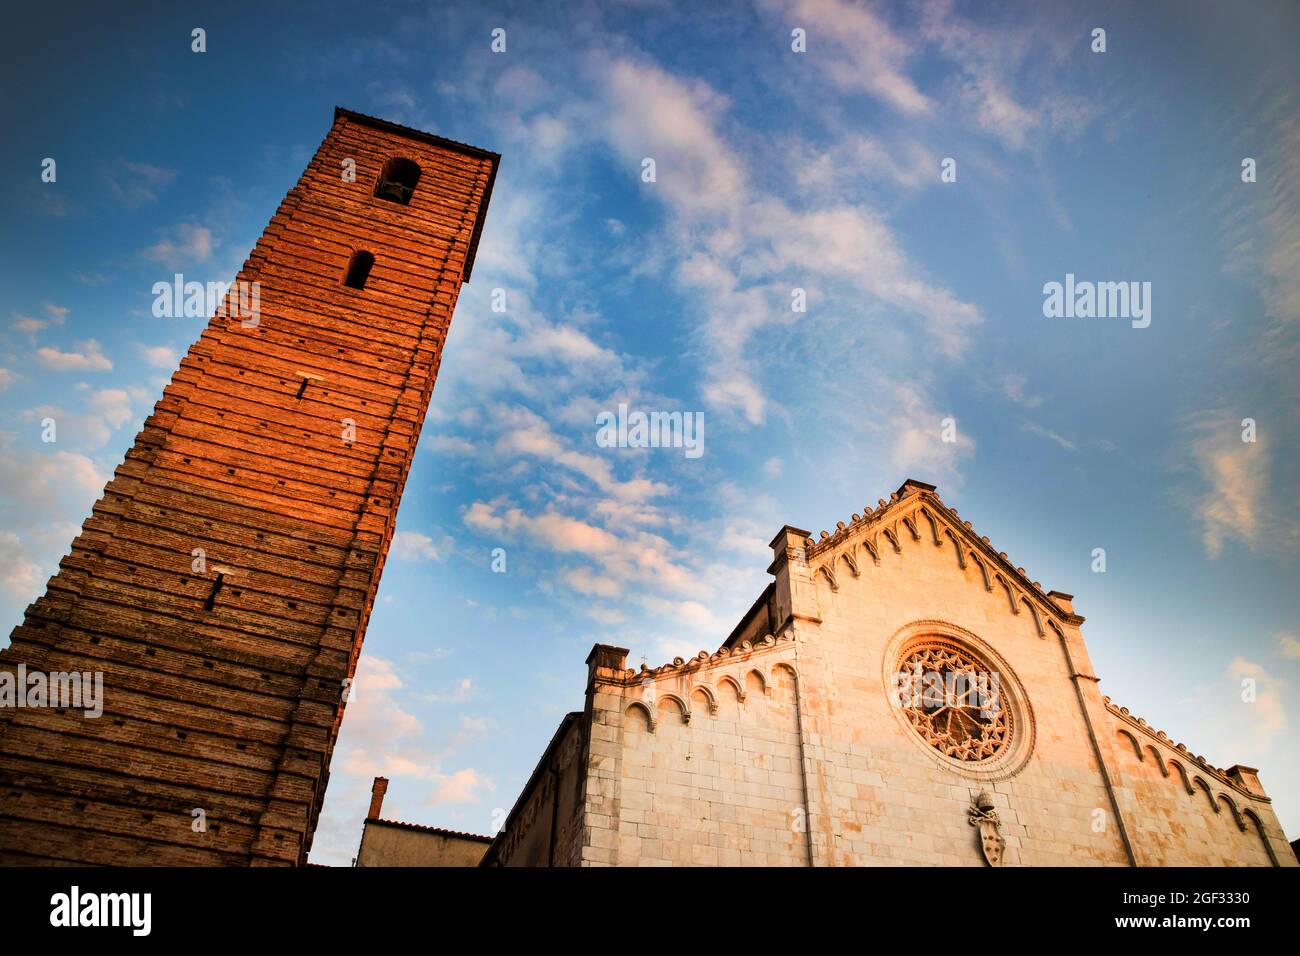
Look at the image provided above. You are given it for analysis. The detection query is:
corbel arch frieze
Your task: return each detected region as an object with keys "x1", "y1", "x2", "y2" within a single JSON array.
[
  {"x1": 1117, "y1": 728, "x2": 1143, "y2": 760},
  {"x1": 690, "y1": 683, "x2": 719, "y2": 716},
  {"x1": 969, "y1": 552, "x2": 993, "y2": 591},
  {"x1": 1166, "y1": 759, "x2": 1195, "y2": 796},
  {"x1": 1146, "y1": 745, "x2": 1169, "y2": 777},
  {"x1": 1191, "y1": 775, "x2": 1217, "y2": 812},
  {"x1": 657, "y1": 693, "x2": 691, "y2": 725},
  {"x1": 995, "y1": 574, "x2": 1019, "y2": 614},
  {"x1": 1020, "y1": 596, "x2": 1045, "y2": 638},
  {"x1": 840, "y1": 549, "x2": 860, "y2": 578},
  {"x1": 1241, "y1": 809, "x2": 1281, "y2": 866},
  {"x1": 919, "y1": 507, "x2": 943, "y2": 546},
  {"x1": 943, "y1": 528, "x2": 967, "y2": 568},
  {"x1": 717, "y1": 673, "x2": 746, "y2": 704},
  {"x1": 625, "y1": 700, "x2": 656, "y2": 733}
]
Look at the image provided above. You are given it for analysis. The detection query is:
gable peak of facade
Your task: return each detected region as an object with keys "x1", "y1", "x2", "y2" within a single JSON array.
[{"x1": 791, "y1": 478, "x2": 1082, "y2": 632}]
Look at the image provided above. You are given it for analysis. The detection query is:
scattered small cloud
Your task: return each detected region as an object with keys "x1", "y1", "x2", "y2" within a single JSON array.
[{"x1": 34, "y1": 340, "x2": 112, "y2": 373}]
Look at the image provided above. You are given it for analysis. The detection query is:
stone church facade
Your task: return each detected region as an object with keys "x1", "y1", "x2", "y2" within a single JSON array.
[{"x1": 484, "y1": 480, "x2": 1294, "y2": 867}]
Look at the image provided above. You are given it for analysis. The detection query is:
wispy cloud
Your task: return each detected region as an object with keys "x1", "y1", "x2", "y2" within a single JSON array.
[
  {"x1": 1187, "y1": 412, "x2": 1266, "y2": 559},
  {"x1": 765, "y1": 0, "x2": 932, "y2": 114},
  {"x1": 143, "y1": 222, "x2": 215, "y2": 267},
  {"x1": 1022, "y1": 421, "x2": 1076, "y2": 452},
  {"x1": 102, "y1": 159, "x2": 177, "y2": 208}
]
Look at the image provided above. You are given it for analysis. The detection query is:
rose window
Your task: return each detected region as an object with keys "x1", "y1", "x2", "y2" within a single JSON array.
[{"x1": 896, "y1": 642, "x2": 1010, "y2": 762}]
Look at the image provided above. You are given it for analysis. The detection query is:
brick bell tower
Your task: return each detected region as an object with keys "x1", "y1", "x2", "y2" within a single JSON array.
[{"x1": 0, "y1": 109, "x2": 498, "y2": 865}]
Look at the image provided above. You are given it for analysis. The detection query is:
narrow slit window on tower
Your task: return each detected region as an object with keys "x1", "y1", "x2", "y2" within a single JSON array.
[
  {"x1": 373, "y1": 157, "x2": 421, "y2": 204},
  {"x1": 343, "y1": 250, "x2": 375, "y2": 290}
]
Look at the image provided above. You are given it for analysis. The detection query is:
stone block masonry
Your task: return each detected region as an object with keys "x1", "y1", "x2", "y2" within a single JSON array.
[
  {"x1": 0, "y1": 109, "x2": 498, "y2": 866},
  {"x1": 486, "y1": 480, "x2": 1295, "y2": 867}
]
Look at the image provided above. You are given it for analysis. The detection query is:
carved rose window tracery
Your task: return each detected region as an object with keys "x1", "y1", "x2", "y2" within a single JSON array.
[{"x1": 896, "y1": 642, "x2": 1010, "y2": 763}]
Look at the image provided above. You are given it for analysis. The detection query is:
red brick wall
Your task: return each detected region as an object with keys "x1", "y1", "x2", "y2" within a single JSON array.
[{"x1": 0, "y1": 109, "x2": 498, "y2": 865}]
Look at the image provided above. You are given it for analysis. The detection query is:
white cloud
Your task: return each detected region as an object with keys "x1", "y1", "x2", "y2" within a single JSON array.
[
  {"x1": 143, "y1": 223, "x2": 215, "y2": 267},
  {"x1": 918, "y1": 0, "x2": 1097, "y2": 151},
  {"x1": 1000, "y1": 372, "x2": 1042, "y2": 408},
  {"x1": 597, "y1": 53, "x2": 747, "y2": 217},
  {"x1": 35, "y1": 340, "x2": 112, "y2": 373},
  {"x1": 1225, "y1": 657, "x2": 1287, "y2": 752},
  {"x1": 594, "y1": 54, "x2": 980, "y2": 426},
  {"x1": 391, "y1": 531, "x2": 441, "y2": 562},
  {"x1": 12, "y1": 303, "x2": 70, "y2": 338},
  {"x1": 493, "y1": 406, "x2": 667, "y2": 502},
  {"x1": 23, "y1": 388, "x2": 134, "y2": 449},
  {"x1": 563, "y1": 566, "x2": 621, "y2": 598},
  {"x1": 428, "y1": 768, "x2": 487, "y2": 805},
  {"x1": 139, "y1": 344, "x2": 178, "y2": 369},
  {"x1": 1188, "y1": 413, "x2": 1266, "y2": 558},
  {"x1": 421, "y1": 678, "x2": 474, "y2": 705},
  {"x1": 514, "y1": 325, "x2": 618, "y2": 368},
  {"x1": 0, "y1": 440, "x2": 106, "y2": 611},
  {"x1": 882, "y1": 382, "x2": 975, "y2": 485},
  {"x1": 0, "y1": 530, "x2": 45, "y2": 602}
]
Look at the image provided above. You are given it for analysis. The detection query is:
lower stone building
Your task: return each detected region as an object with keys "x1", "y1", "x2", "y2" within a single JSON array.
[
  {"x1": 353, "y1": 776, "x2": 489, "y2": 866},
  {"x1": 480, "y1": 479, "x2": 1294, "y2": 867}
]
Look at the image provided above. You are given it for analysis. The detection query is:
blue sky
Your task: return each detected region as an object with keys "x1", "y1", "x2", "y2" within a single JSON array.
[{"x1": 1, "y1": 0, "x2": 1297, "y2": 865}]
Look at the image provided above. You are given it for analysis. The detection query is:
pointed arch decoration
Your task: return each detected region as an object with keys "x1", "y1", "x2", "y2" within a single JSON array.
[
  {"x1": 1216, "y1": 793, "x2": 1245, "y2": 830},
  {"x1": 1146, "y1": 745, "x2": 1169, "y2": 777},
  {"x1": 1242, "y1": 809, "x2": 1282, "y2": 866},
  {"x1": 1166, "y1": 759, "x2": 1195, "y2": 796},
  {"x1": 943, "y1": 528, "x2": 966, "y2": 568},
  {"x1": 840, "y1": 550, "x2": 860, "y2": 577},
  {"x1": 1022, "y1": 598, "x2": 1045, "y2": 638},
  {"x1": 1192, "y1": 776, "x2": 1217, "y2": 812},
  {"x1": 996, "y1": 575, "x2": 1019, "y2": 614},
  {"x1": 1117, "y1": 729, "x2": 1143, "y2": 760},
  {"x1": 920, "y1": 508, "x2": 943, "y2": 546}
]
